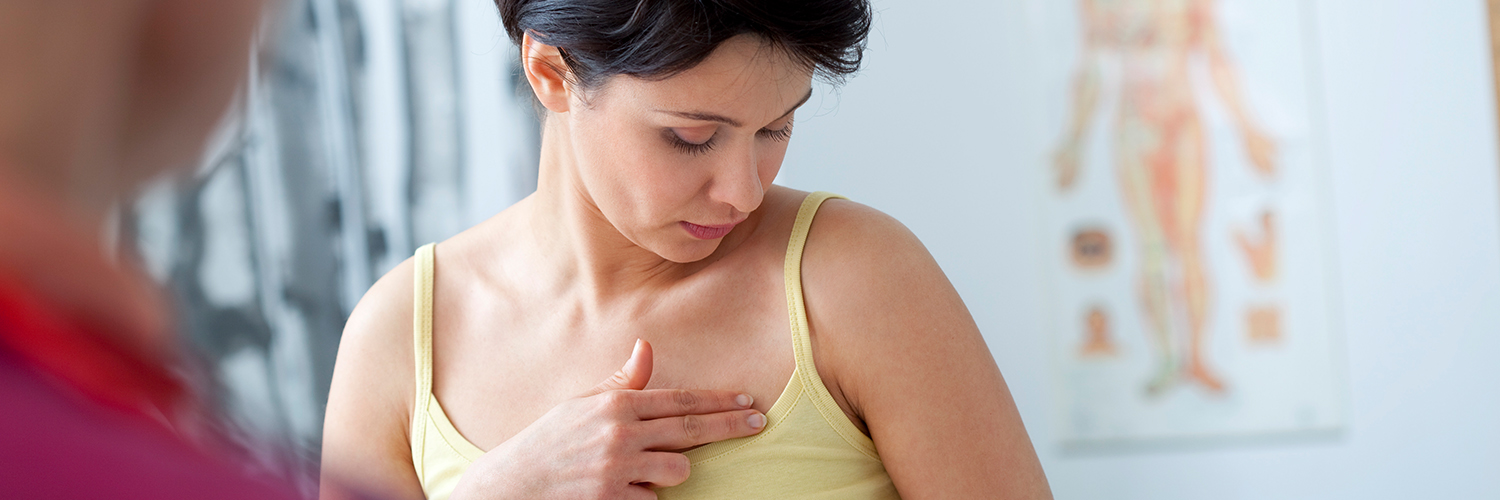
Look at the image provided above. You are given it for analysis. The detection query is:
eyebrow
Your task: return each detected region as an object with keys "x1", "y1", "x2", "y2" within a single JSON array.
[{"x1": 657, "y1": 88, "x2": 814, "y2": 128}]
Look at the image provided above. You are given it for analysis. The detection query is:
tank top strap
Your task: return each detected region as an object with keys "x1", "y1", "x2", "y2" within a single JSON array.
[
  {"x1": 411, "y1": 242, "x2": 437, "y2": 485},
  {"x1": 783, "y1": 192, "x2": 866, "y2": 434}
]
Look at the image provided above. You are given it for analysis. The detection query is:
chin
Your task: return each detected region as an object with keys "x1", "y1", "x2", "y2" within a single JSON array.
[{"x1": 655, "y1": 239, "x2": 721, "y2": 264}]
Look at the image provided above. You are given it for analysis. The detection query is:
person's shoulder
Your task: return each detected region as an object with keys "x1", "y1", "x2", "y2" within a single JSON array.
[
  {"x1": 802, "y1": 194, "x2": 932, "y2": 279},
  {"x1": 755, "y1": 186, "x2": 919, "y2": 245},
  {"x1": 427, "y1": 202, "x2": 528, "y2": 286},
  {"x1": 328, "y1": 252, "x2": 418, "y2": 425},
  {"x1": 343, "y1": 254, "x2": 418, "y2": 363},
  {"x1": 323, "y1": 252, "x2": 426, "y2": 497},
  {"x1": 798, "y1": 193, "x2": 961, "y2": 345}
]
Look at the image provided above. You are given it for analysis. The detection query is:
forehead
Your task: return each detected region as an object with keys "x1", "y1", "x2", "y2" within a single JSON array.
[{"x1": 601, "y1": 35, "x2": 814, "y2": 123}]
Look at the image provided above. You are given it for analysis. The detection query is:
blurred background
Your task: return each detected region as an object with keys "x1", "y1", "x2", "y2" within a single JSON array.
[
  {"x1": 127, "y1": 0, "x2": 1500, "y2": 498},
  {"x1": 120, "y1": 0, "x2": 537, "y2": 491}
]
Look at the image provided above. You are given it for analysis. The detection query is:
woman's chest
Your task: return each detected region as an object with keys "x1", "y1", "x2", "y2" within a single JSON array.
[{"x1": 427, "y1": 278, "x2": 801, "y2": 452}]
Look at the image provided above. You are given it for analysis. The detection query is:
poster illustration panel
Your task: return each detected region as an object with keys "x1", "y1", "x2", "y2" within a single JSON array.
[{"x1": 1035, "y1": 0, "x2": 1345, "y2": 445}]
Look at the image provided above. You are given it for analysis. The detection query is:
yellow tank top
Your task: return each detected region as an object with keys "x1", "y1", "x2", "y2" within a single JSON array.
[{"x1": 410, "y1": 192, "x2": 901, "y2": 499}]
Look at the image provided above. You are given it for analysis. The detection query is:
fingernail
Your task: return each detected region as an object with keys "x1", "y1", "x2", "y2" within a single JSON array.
[
  {"x1": 747, "y1": 413, "x2": 766, "y2": 429},
  {"x1": 736, "y1": 394, "x2": 753, "y2": 407}
]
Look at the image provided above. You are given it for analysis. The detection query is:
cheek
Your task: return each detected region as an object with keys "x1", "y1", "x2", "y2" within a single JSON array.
[
  {"x1": 759, "y1": 143, "x2": 789, "y2": 185},
  {"x1": 572, "y1": 115, "x2": 707, "y2": 225}
]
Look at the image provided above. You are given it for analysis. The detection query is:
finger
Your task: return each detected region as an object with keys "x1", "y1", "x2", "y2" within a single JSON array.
[
  {"x1": 585, "y1": 339, "x2": 653, "y2": 396},
  {"x1": 631, "y1": 452, "x2": 692, "y2": 489},
  {"x1": 630, "y1": 389, "x2": 755, "y2": 420},
  {"x1": 621, "y1": 484, "x2": 659, "y2": 500},
  {"x1": 637, "y1": 409, "x2": 766, "y2": 451}
]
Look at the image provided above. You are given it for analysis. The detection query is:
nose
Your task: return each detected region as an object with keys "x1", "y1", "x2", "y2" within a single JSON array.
[{"x1": 709, "y1": 144, "x2": 765, "y2": 215}]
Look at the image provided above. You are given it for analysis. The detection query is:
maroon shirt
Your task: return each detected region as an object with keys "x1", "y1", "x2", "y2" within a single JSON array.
[{"x1": 0, "y1": 280, "x2": 299, "y2": 499}]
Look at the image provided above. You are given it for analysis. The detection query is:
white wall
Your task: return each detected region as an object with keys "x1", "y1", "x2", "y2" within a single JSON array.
[{"x1": 779, "y1": 0, "x2": 1500, "y2": 498}]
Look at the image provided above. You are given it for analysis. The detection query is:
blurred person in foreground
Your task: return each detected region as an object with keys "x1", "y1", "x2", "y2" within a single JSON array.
[{"x1": 0, "y1": 0, "x2": 297, "y2": 497}]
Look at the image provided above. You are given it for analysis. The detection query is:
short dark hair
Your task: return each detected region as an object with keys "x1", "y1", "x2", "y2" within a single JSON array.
[{"x1": 495, "y1": 0, "x2": 873, "y2": 90}]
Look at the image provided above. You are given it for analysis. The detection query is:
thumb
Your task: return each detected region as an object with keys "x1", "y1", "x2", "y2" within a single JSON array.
[{"x1": 586, "y1": 339, "x2": 652, "y2": 396}]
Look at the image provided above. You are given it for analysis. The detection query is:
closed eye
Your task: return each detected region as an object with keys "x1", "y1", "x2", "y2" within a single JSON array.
[
  {"x1": 667, "y1": 130, "x2": 717, "y2": 156},
  {"x1": 665, "y1": 118, "x2": 793, "y2": 156},
  {"x1": 758, "y1": 119, "x2": 794, "y2": 142}
]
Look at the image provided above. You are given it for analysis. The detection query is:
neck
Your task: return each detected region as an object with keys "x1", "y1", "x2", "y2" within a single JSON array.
[{"x1": 521, "y1": 116, "x2": 700, "y2": 309}]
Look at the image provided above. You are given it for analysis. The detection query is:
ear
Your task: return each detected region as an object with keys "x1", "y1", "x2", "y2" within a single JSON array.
[{"x1": 521, "y1": 32, "x2": 572, "y2": 113}]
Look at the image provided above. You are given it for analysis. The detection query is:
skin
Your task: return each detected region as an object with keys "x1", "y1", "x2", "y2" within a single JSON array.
[
  {"x1": 1053, "y1": 0, "x2": 1277, "y2": 394},
  {"x1": 321, "y1": 32, "x2": 1051, "y2": 499},
  {"x1": 0, "y1": 0, "x2": 266, "y2": 367}
]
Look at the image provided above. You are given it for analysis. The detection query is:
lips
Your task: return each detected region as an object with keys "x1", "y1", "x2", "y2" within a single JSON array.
[{"x1": 681, "y1": 220, "x2": 738, "y2": 240}]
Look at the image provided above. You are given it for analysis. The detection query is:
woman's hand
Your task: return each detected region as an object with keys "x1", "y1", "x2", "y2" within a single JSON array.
[{"x1": 449, "y1": 340, "x2": 766, "y2": 500}]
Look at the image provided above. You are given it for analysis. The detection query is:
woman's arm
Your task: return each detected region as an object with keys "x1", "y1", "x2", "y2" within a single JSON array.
[
  {"x1": 321, "y1": 258, "x2": 427, "y2": 500},
  {"x1": 802, "y1": 200, "x2": 1053, "y2": 499}
]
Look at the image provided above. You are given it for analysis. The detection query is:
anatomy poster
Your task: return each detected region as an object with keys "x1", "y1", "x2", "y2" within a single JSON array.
[{"x1": 1034, "y1": 0, "x2": 1345, "y2": 445}]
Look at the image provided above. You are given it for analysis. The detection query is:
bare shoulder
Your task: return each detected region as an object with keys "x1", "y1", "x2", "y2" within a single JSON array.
[
  {"x1": 335, "y1": 254, "x2": 418, "y2": 412},
  {"x1": 339, "y1": 207, "x2": 514, "y2": 380},
  {"x1": 803, "y1": 197, "x2": 933, "y2": 272},
  {"x1": 798, "y1": 197, "x2": 1052, "y2": 498},
  {"x1": 800, "y1": 197, "x2": 962, "y2": 340},
  {"x1": 320, "y1": 255, "x2": 423, "y2": 497},
  {"x1": 797, "y1": 197, "x2": 971, "y2": 416}
]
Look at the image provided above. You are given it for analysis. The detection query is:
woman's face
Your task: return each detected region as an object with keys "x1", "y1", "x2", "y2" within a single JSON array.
[{"x1": 564, "y1": 35, "x2": 815, "y2": 264}]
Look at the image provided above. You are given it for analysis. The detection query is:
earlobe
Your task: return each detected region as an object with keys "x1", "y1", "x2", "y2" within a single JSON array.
[{"x1": 521, "y1": 33, "x2": 572, "y2": 114}]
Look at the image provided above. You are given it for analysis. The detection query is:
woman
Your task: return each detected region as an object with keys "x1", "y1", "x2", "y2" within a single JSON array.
[{"x1": 321, "y1": 0, "x2": 1052, "y2": 498}]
